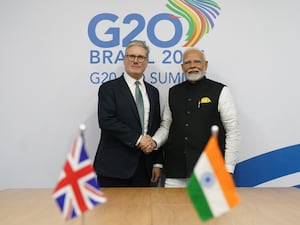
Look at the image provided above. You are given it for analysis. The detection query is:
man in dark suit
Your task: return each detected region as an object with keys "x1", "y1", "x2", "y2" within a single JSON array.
[{"x1": 93, "y1": 40, "x2": 162, "y2": 187}]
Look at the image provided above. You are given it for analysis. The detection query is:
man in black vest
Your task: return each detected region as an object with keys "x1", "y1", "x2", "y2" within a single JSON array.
[{"x1": 152, "y1": 48, "x2": 241, "y2": 187}]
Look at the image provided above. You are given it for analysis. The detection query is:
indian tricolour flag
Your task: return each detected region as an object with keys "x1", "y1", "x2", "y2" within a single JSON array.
[{"x1": 187, "y1": 127, "x2": 240, "y2": 221}]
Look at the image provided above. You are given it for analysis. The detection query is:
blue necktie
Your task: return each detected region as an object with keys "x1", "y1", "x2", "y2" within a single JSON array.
[{"x1": 135, "y1": 81, "x2": 144, "y2": 132}]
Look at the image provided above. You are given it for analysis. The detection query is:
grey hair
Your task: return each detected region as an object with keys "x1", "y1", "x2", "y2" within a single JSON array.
[
  {"x1": 125, "y1": 40, "x2": 150, "y2": 58},
  {"x1": 182, "y1": 47, "x2": 206, "y2": 61}
]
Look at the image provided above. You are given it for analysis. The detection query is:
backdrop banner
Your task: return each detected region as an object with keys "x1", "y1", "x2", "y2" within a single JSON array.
[{"x1": 1, "y1": 0, "x2": 300, "y2": 189}]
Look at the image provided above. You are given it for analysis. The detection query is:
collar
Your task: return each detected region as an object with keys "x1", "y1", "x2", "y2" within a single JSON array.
[{"x1": 124, "y1": 73, "x2": 145, "y2": 87}]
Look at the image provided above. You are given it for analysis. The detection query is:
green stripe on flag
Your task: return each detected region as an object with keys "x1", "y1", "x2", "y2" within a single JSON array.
[{"x1": 187, "y1": 173, "x2": 213, "y2": 221}]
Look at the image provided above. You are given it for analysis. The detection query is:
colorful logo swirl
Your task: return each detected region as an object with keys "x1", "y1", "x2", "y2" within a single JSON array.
[{"x1": 166, "y1": 0, "x2": 221, "y2": 47}]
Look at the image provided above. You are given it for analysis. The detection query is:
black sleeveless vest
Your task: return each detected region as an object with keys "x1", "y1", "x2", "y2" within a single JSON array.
[{"x1": 164, "y1": 77, "x2": 226, "y2": 178}]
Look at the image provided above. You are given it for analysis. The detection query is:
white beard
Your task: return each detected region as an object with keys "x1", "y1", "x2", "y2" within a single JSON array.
[{"x1": 186, "y1": 71, "x2": 206, "y2": 82}]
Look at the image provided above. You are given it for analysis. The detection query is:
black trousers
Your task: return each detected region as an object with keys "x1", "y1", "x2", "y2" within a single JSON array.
[{"x1": 97, "y1": 156, "x2": 150, "y2": 187}]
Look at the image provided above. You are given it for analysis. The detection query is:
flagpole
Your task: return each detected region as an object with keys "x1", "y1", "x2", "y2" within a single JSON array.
[
  {"x1": 80, "y1": 124, "x2": 86, "y2": 225},
  {"x1": 81, "y1": 214, "x2": 85, "y2": 225}
]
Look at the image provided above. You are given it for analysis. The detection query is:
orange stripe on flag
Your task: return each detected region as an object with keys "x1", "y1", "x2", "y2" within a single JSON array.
[{"x1": 205, "y1": 136, "x2": 240, "y2": 207}]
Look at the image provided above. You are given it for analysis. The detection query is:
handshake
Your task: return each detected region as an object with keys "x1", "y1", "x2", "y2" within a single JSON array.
[{"x1": 138, "y1": 135, "x2": 157, "y2": 154}]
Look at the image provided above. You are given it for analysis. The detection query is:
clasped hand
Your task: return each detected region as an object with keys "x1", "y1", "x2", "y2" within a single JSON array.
[{"x1": 138, "y1": 135, "x2": 156, "y2": 154}]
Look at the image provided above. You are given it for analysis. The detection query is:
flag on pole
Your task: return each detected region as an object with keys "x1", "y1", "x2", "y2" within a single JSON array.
[
  {"x1": 186, "y1": 126, "x2": 240, "y2": 221},
  {"x1": 53, "y1": 126, "x2": 106, "y2": 220}
]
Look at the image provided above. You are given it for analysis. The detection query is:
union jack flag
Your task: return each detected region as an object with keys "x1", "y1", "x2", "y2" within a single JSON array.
[{"x1": 53, "y1": 133, "x2": 106, "y2": 220}]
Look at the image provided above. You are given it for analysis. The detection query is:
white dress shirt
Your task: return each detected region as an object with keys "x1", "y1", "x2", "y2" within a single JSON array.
[{"x1": 124, "y1": 73, "x2": 150, "y2": 135}]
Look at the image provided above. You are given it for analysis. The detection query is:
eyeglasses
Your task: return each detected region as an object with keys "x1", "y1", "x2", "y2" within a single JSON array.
[{"x1": 126, "y1": 54, "x2": 147, "y2": 62}]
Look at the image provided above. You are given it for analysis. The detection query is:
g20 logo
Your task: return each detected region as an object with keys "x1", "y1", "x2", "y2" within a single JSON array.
[{"x1": 88, "y1": 13, "x2": 183, "y2": 48}]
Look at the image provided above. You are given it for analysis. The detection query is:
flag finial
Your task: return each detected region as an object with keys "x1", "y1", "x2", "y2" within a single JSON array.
[
  {"x1": 211, "y1": 125, "x2": 219, "y2": 136},
  {"x1": 79, "y1": 124, "x2": 86, "y2": 134}
]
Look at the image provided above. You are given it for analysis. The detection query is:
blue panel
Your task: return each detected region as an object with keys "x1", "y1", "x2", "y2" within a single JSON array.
[{"x1": 233, "y1": 144, "x2": 300, "y2": 187}]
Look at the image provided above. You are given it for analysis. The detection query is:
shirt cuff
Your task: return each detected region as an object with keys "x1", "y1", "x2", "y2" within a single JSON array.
[
  {"x1": 135, "y1": 135, "x2": 143, "y2": 146},
  {"x1": 226, "y1": 164, "x2": 235, "y2": 173},
  {"x1": 153, "y1": 163, "x2": 163, "y2": 168}
]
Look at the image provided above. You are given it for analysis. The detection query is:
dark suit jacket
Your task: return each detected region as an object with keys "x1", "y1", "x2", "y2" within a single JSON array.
[{"x1": 93, "y1": 75, "x2": 163, "y2": 179}]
